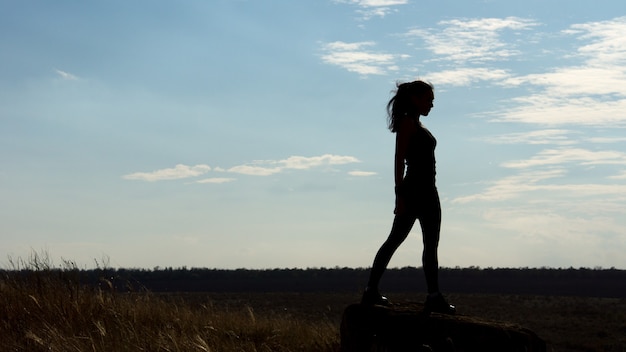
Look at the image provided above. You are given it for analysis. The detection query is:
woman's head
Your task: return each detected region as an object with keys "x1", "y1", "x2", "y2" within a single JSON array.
[{"x1": 387, "y1": 80, "x2": 434, "y2": 132}]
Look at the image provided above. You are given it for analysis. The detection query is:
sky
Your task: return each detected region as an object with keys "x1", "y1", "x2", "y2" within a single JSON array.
[{"x1": 2, "y1": 1, "x2": 626, "y2": 270}]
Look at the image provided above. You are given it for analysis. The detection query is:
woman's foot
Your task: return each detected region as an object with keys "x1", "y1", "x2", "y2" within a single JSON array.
[
  {"x1": 424, "y1": 292, "x2": 456, "y2": 315},
  {"x1": 361, "y1": 287, "x2": 391, "y2": 306}
]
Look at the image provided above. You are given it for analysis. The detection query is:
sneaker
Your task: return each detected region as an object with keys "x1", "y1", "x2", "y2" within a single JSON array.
[
  {"x1": 424, "y1": 292, "x2": 456, "y2": 315},
  {"x1": 361, "y1": 288, "x2": 391, "y2": 306}
]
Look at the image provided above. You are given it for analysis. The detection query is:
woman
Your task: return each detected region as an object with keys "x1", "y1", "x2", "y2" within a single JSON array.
[{"x1": 362, "y1": 80, "x2": 455, "y2": 314}]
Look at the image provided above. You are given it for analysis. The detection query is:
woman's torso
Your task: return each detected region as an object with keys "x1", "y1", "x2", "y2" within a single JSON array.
[{"x1": 404, "y1": 121, "x2": 437, "y2": 187}]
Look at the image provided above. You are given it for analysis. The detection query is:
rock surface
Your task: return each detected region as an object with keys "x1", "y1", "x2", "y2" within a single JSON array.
[{"x1": 340, "y1": 302, "x2": 546, "y2": 352}]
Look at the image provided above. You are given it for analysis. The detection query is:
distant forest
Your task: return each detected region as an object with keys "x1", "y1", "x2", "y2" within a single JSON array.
[{"x1": 9, "y1": 266, "x2": 625, "y2": 298}]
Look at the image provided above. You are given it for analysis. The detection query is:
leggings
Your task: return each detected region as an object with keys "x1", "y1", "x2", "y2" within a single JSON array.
[{"x1": 366, "y1": 191, "x2": 442, "y2": 294}]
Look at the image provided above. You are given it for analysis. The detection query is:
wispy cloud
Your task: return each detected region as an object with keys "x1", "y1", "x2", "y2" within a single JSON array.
[
  {"x1": 608, "y1": 170, "x2": 626, "y2": 180},
  {"x1": 425, "y1": 67, "x2": 511, "y2": 86},
  {"x1": 229, "y1": 154, "x2": 361, "y2": 176},
  {"x1": 482, "y1": 206, "x2": 624, "y2": 246},
  {"x1": 227, "y1": 165, "x2": 282, "y2": 176},
  {"x1": 195, "y1": 178, "x2": 236, "y2": 184},
  {"x1": 454, "y1": 146, "x2": 626, "y2": 204},
  {"x1": 564, "y1": 16, "x2": 626, "y2": 67},
  {"x1": 321, "y1": 16, "x2": 536, "y2": 77},
  {"x1": 340, "y1": 0, "x2": 408, "y2": 5},
  {"x1": 481, "y1": 129, "x2": 576, "y2": 146},
  {"x1": 279, "y1": 154, "x2": 360, "y2": 169},
  {"x1": 502, "y1": 66, "x2": 626, "y2": 96},
  {"x1": 333, "y1": 0, "x2": 408, "y2": 20},
  {"x1": 453, "y1": 168, "x2": 626, "y2": 204},
  {"x1": 453, "y1": 169, "x2": 565, "y2": 203},
  {"x1": 501, "y1": 148, "x2": 626, "y2": 169},
  {"x1": 123, "y1": 164, "x2": 211, "y2": 182},
  {"x1": 488, "y1": 95, "x2": 626, "y2": 127},
  {"x1": 123, "y1": 155, "x2": 361, "y2": 181},
  {"x1": 55, "y1": 69, "x2": 79, "y2": 80},
  {"x1": 406, "y1": 17, "x2": 539, "y2": 63},
  {"x1": 320, "y1": 41, "x2": 408, "y2": 76},
  {"x1": 348, "y1": 170, "x2": 377, "y2": 176},
  {"x1": 586, "y1": 136, "x2": 626, "y2": 144},
  {"x1": 489, "y1": 17, "x2": 626, "y2": 127}
]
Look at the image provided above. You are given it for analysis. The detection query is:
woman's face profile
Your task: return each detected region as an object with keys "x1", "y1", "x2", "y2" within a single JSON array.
[{"x1": 411, "y1": 90, "x2": 435, "y2": 117}]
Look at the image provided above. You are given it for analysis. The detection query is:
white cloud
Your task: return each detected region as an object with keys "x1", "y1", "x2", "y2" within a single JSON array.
[
  {"x1": 407, "y1": 17, "x2": 539, "y2": 63},
  {"x1": 320, "y1": 41, "x2": 408, "y2": 76},
  {"x1": 481, "y1": 129, "x2": 576, "y2": 146},
  {"x1": 608, "y1": 171, "x2": 626, "y2": 180},
  {"x1": 501, "y1": 148, "x2": 626, "y2": 169},
  {"x1": 426, "y1": 67, "x2": 511, "y2": 86},
  {"x1": 195, "y1": 178, "x2": 236, "y2": 184},
  {"x1": 123, "y1": 164, "x2": 211, "y2": 182},
  {"x1": 333, "y1": 0, "x2": 408, "y2": 19},
  {"x1": 340, "y1": 0, "x2": 408, "y2": 6},
  {"x1": 453, "y1": 169, "x2": 566, "y2": 203},
  {"x1": 227, "y1": 165, "x2": 282, "y2": 176},
  {"x1": 488, "y1": 17, "x2": 626, "y2": 127},
  {"x1": 502, "y1": 66, "x2": 626, "y2": 96},
  {"x1": 410, "y1": 17, "x2": 625, "y2": 131},
  {"x1": 348, "y1": 170, "x2": 377, "y2": 176},
  {"x1": 228, "y1": 154, "x2": 361, "y2": 176},
  {"x1": 453, "y1": 146, "x2": 626, "y2": 204},
  {"x1": 356, "y1": 8, "x2": 394, "y2": 20},
  {"x1": 565, "y1": 16, "x2": 626, "y2": 67},
  {"x1": 55, "y1": 69, "x2": 78, "y2": 80},
  {"x1": 123, "y1": 155, "x2": 361, "y2": 181},
  {"x1": 585, "y1": 137, "x2": 626, "y2": 144},
  {"x1": 489, "y1": 95, "x2": 626, "y2": 127},
  {"x1": 277, "y1": 154, "x2": 360, "y2": 169},
  {"x1": 453, "y1": 168, "x2": 626, "y2": 204},
  {"x1": 483, "y1": 207, "x2": 624, "y2": 245}
]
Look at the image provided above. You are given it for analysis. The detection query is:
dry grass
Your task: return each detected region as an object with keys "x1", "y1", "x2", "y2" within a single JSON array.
[
  {"x1": 1, "y1": 254, "x2": 624, "y2": 351},
  {"x1": 0, "y1": 254, "x2": 339, "y2": 352}
]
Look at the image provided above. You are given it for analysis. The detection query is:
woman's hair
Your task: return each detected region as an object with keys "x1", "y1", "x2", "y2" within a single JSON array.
[{"x1": 386, "y1": 80, "x2": 434, "y2": 132}]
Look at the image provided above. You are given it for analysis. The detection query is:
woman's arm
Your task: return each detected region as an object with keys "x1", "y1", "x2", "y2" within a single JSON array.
[
  {"x1": 393, "y1": 118, "x2": 413, "y2": 215},
  {"x1": 394, "y1": 118, "x2": 412, "y2": 187}
]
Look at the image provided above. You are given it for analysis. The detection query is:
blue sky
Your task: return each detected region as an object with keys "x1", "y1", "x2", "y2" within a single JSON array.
[{"x1": 2, "y1": 0, "x2": 626, "y2": 270}]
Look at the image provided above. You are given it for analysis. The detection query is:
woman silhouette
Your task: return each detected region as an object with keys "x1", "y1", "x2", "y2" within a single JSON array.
[{"x1": 362, "y1": 80, "x2": 455, "y2": 314}]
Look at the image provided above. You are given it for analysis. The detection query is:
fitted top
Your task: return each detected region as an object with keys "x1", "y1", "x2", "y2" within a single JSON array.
[{"x1": 404, "y1": 122, "x2": 437, "y2": 186}]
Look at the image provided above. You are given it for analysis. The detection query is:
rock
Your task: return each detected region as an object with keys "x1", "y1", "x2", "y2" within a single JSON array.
[{"x1": 340, "y1": 302, "x2": 546, "y2": 352}]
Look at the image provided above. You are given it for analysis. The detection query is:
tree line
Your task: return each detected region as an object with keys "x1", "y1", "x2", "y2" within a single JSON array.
[{"x1": 7, "y1": 266, "x2": 623, "y2": 297}]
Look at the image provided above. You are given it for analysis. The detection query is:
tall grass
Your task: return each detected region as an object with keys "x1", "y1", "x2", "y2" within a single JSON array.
[
  {"x1": 3, "y1": 253, "x2": 624, "y2": 351},
  {"x1": 0, "y1": 253, "x2": 340, "y2": 352}
]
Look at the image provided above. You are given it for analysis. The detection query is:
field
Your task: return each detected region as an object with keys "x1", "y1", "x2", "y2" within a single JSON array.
[
  {"x1": 177, "y1": 292, "x2": 626, "y2": 351},
  {"x1": 1, "y1": 258, "x2": 624, "y2": 351}
]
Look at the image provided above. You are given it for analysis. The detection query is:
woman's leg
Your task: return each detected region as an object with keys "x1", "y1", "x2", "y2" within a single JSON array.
[
  {"x1": 420, "y1": 192, "x2": 455, "y2": 314},
  {"x1": 366, "y1": 214, "x2": 417, "y2": 290},
  {"x1": 419, "y1": 192, "x2": 442, "y2": 294}
]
